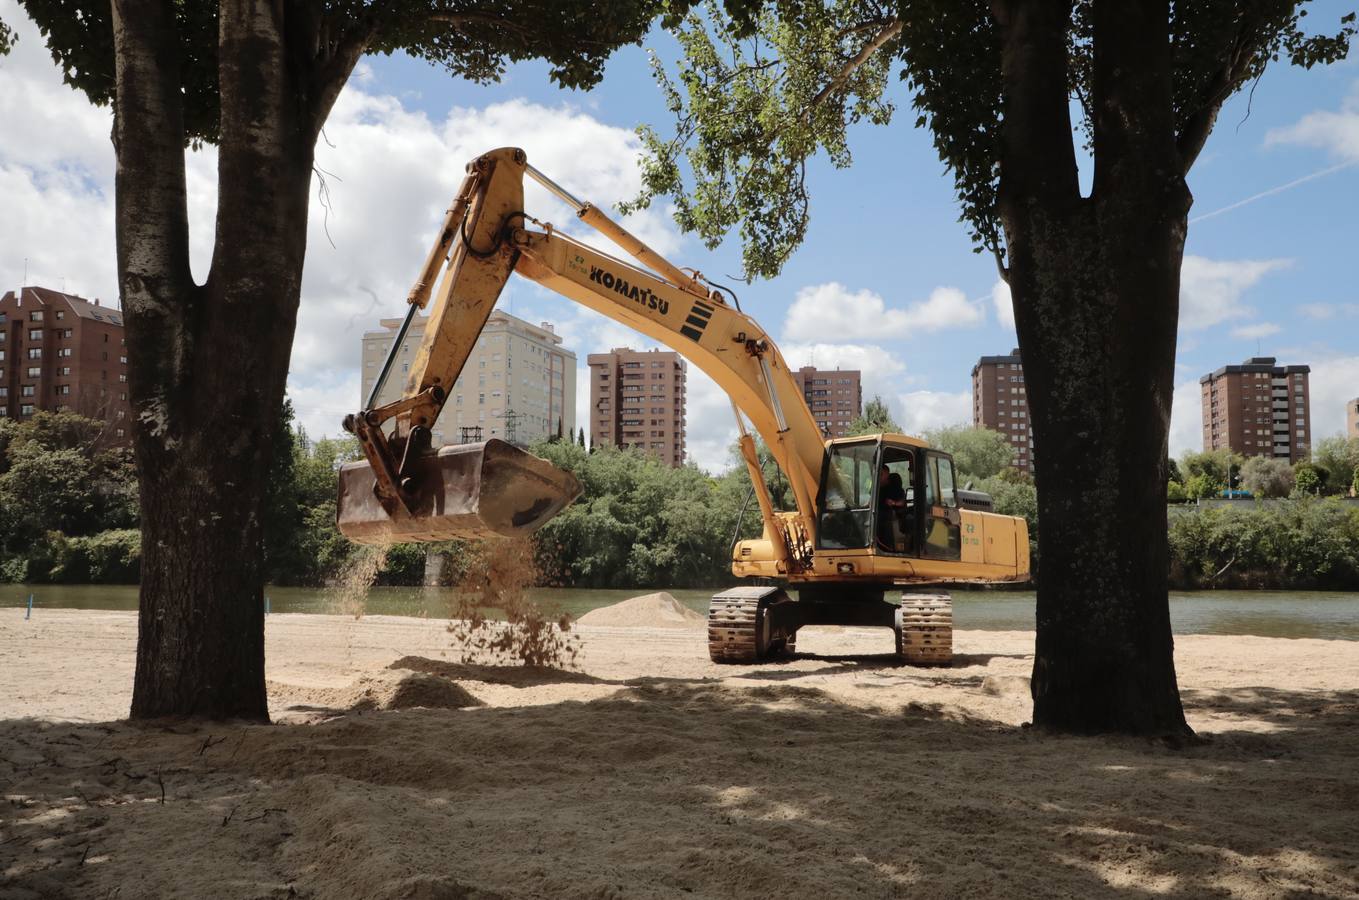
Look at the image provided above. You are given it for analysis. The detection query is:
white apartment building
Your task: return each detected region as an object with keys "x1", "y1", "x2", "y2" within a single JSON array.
[{"x1": 361, "y1": 310, "x2": 575, "y2": 446}]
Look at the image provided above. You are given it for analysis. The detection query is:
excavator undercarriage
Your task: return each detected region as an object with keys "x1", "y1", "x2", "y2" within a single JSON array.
[{"x1": 707, "y1": 586, "x2": 953, "y2": 665}]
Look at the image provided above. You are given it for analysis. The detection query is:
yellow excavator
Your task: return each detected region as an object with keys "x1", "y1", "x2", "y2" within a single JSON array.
[{"x1": 339, "y1": 148, "x2": 1029, "y2": 665}]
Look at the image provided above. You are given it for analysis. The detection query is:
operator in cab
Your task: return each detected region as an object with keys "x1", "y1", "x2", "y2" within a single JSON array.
[{"x1": 877, "y1": 465, "x2": 908, "y2": 548}]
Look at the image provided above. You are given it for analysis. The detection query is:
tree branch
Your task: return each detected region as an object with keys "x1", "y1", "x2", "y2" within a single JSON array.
[
  {"x1": 110, "y1": 0, "x2": 197, "y2": 431},
  {"x1": 991, "y1": 0, "x2": 1081, "y2": 212},
  {"x1": 1175, "y1": 34, "x2": 1254, "y2": 173},
  {"x1": 810, "y1": 16, "x2": 901, "y2": 108}
]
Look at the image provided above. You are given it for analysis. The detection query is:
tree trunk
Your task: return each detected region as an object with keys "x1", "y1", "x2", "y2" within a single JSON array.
[
  {"x1": 995, "y1": 0, "x2": 1192, "y2": 735},
  {"x1": 116, "y1": 0, "x2": 324, "y2": 720}
]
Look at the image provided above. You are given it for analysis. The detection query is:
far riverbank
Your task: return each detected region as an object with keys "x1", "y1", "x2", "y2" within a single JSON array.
[{"x1": 3, "y1": 585, "x2": 1358, "y2": 640}]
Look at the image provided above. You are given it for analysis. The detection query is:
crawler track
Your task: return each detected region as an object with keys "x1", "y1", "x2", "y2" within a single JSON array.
[{"x1": 896, "y1": 592, "x2": 953, "y2": 665}]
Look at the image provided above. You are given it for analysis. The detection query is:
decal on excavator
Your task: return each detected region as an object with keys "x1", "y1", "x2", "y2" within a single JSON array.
[
  {"x1": 680, "y1": 298, "x2": 714, "y2": 342},
  {"x1": 588, "y1": 266, "x2": 670, "y2": 315}
]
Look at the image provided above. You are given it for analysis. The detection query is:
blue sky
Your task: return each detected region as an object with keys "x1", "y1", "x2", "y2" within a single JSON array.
[{"x1": 2, "y1": 1, "x2": 1356, "y2": 470}]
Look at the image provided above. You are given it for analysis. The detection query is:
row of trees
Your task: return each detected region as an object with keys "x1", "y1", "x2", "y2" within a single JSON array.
[
  {"x1": 1172, "y1": 440, "x2": 1359, "y2": 501},
  {"x1": 10, "y1": 408, "x2": 1356, "y2": 590}
]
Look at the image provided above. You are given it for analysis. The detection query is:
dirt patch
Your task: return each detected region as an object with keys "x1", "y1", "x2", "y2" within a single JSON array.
[{"x1": 576, "y1": 591, "x2": 705, "y2": 628}]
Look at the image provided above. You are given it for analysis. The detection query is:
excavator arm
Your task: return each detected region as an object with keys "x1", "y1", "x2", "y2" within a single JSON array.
[{"x1": 339, "y1": 148, "x2": 826, "y2": 569}]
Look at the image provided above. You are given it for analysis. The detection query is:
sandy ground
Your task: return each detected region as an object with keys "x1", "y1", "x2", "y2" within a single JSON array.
[{"x1": 2, "y1": 606, "x2": 1357, "y2": 899}]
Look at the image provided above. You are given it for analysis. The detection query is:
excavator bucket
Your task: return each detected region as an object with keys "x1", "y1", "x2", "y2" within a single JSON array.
[{"x1": 336, "y1": 439, "x2": 582, "y2": 545}]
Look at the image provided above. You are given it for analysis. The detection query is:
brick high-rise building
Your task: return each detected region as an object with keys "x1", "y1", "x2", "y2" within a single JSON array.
[
  {"x1": 793, "y1": 366, "x2": 861, "y2": 437},
  {"x1": 971, "y1": 348, "x2": 1033, "y2": 472},
  {"x1": 1347, "y1": 397, "x2": 1359, "y2": 439},
  {"x1": 1200, "y1": 357, "x2": 1311, "y2": 462},
  {"x1": 361, "y1": 310, "x2": 575, "y2": 446},
  {"x1": 0, "y1": 286, "x2": 131, "y2": 442},
  {"x1": 588, "y1": 347, "x2": 687, "y2": 466}
]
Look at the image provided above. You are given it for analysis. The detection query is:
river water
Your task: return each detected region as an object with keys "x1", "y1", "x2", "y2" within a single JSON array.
[{"x1": 3, "y1": 584, "x2": 1357, "y2": 640}]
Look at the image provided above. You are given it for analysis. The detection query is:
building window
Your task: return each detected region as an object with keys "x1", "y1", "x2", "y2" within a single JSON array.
[
  {"x1": 115, "y1": 428, "x2": 125, "y2": 438},
  {"x1": 28, "y1": 348, "x2": 41, "y2": 359},
  {"x1": 119, "y1": 374, "x2": 127, "y2": 383},
  {"x1": 57, "y1": 385, "x2": 70, "y2": 395},
  {"x1": 61, "y1": 348, "x2": 72, "y2": 357},
  {"x1": 20, "y1": 404, "x2": 34, "y2": 416},
  {"x1": 29, "y1": 328, "x2": 43, "y2": 340},
  {"x1": 26, "y1": 367, "x2": 40, "y2": 377},
  {"x1": 55, "y1": 310, "x2": 64, "y2": 320},
  {"x1": 29, "y1": 311, "x2": 42, "y2": 321}
]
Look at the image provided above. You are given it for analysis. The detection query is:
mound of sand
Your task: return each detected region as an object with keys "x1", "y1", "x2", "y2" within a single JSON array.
[
  {"x1": 576, "y1": 591, "x2": 705, "y2": 628},
  {"x1": 269, "y1": 669, "x2": 483, "y2": 717}
]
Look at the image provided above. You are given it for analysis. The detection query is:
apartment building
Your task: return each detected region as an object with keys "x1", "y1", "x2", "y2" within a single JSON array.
[
  {"x1": 1200, "y1": 357, "x2": 1311, "y2": 462},
  {"x1": 0, "y1": 286, "x2": 132, "y2": 442},
  {"x1": 587, "y1": 347, "x2": 687, "y2": 466},
  {"x1": 793, "y1": 366, "x2": 862, "y2": 437},
  {"x1": 1348, "y1": 397, "x2": 1359, "y2": 438},
  {"x1": 361, "y1": 310, "x2": 575, "y2": 446},
  {"x1": 971, "y1": 348, "x2": 1033, "y2": 472}
]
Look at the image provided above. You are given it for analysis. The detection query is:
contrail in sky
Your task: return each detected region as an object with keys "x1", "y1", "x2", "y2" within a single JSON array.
[{"x1": 1191, "y1": 159, "x2": 1358, "y2": 224}]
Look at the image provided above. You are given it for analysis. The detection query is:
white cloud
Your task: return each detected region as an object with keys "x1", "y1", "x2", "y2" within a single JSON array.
[
  {"x1": 1229, "y1": 322, "x2": 1281, "y2": 340},
  {"x1": 990, "y1": 280, "x2": 1015, "y2": 330},
  {"x1": 1308, "y1": 355, "x2": 1359, "y2": 441},
  {"x1": 895, "y1": 391, "x2": 972, "y2": 436},
  {"x1": 1300, "y1": 302, "x2": 1359, "y2": 320},
  {"x1": 1168, "y1": 379, "x2": 1204, "y2": 458},
  {"x1": 1179, "y1": 255, "x2": 1290, "y2": 331},
  {"x1": 782, "y1": 282, "x2": 983, "y2": 342},
  {"x1": 1265, "y1": 82, "x2": 1359, "y2": 163},
  {"x1": 780, "y1": 342, "x2": 909, "y2": 408}
]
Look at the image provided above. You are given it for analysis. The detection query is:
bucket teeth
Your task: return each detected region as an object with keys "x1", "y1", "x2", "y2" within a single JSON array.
[{"x1": 337, "y1": 438, "x2": 581, "y2": 544}]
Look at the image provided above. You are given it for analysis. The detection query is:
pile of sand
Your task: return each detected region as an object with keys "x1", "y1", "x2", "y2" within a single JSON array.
[
  {"x1": 576, "y1": 591, "x2": 705, "y2": 628},
  {"x1": 269, "y1": 668, "x2": 483, "y2": 718}
]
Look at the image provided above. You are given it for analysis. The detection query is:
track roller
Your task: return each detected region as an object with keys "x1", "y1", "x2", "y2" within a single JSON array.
[
  {"x1": 708, "y1": 586, "x2": 796, "y2": 664},
  {"x1": 895, "y1": 591, "x2": 953, "y2": 666}
]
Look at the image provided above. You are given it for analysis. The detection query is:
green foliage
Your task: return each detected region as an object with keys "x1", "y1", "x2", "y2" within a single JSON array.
[
  {"x1": 16, "y1": 0, "x2": 680, "y2": 146},
  {"x1": 1293, "y1": 462, "x2": 1322, "y2": 496},
  {"x1": 0, "y1": 17, "x2": 14, "y2": 55},
  {"x1": 1167, "y1": 480, "x2": 1187, "y2": 503},
  {"x1": 530, "y1": 440, "x2": 749, "y2": 588},
  {"x1": 634, "y1": 1, "x2": 1354, "y2": 277},
  {"x1": 48, "y1": 530, "x2": 141, "y2": 584},
  {"x1": 845, "y1": 395, "x2": 899, "y2": 437},
  {"x1": 1313, "y1": 435, "x2": 1359, "y2": 496},
  {"x1": 922, "y1": 424, "x2": 1014, "y2": 481},
  {"x1": 1179, "y1": 449, "x2": 1244, "y2": 487},
  {"x1": 1239, "y1": 456, "x2": 1294, "y2": 498},
  {"x1": 1184, "y1": 472, "x2": 1223, "y2": 501},
  {"x1": 1168, "y1": 497, "x2": 1359, "y2": 589},
  {"x1": 0, "y1": 412, "x2": 138, "y2": 579}
]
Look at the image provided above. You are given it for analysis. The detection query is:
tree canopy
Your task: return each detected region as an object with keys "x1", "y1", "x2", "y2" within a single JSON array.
[
  {"x1": 922, "y1": 424, "x2": 1015, "y2": 481},
  {"x1": 10, "y1": 1, "x2": 683, "y2": 145},
  {"x1": 845, "y1": 395, "x2": 900, "y2": 436},
  {"x1": 626, "y1": 0, "x2": 1355, "y2": 278}
]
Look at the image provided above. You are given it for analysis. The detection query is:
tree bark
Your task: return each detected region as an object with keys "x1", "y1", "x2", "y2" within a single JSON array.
[
  {"x1": 117, "y1": 0, "x2": 343, "y2": 720},
  {"x1": 995, "y1": 0, "x2": 1192, "y2": 735}
]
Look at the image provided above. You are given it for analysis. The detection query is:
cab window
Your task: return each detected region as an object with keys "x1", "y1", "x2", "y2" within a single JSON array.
[{"x1": 817, "y1": 441, "x2": 876, "y2": 549}]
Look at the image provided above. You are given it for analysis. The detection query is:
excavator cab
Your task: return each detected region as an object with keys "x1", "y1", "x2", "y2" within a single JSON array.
[{"x1": 816, "y1": 436, "x2": 962, "y2": 562}]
